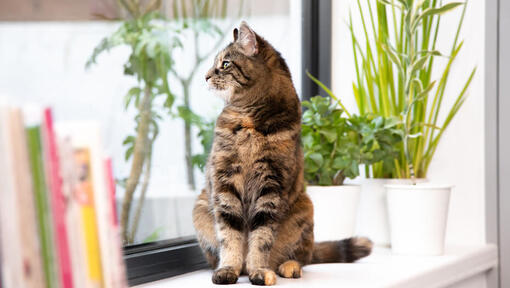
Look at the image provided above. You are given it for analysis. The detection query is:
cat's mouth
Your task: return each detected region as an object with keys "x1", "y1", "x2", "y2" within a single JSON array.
[{"x1": 207, "y1": 79, "x2": 234, "y2": 102}]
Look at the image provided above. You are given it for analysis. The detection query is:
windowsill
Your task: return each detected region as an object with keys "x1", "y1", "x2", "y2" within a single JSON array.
[{"x1": 133, "y1": 245, "x2": 497, "y2": 288}]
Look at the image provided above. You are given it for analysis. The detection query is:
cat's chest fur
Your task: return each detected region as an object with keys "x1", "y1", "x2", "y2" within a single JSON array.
[
  {"x1": 226, "y1": 118, "x2": 265, "y2": 164},
  {"x1": 211, "y1": 112, "x2": 272, "y2": 195}
]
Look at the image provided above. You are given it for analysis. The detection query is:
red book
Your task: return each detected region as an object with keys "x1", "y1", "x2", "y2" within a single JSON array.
[
  {"x1": 42, "y1": 108, "x2": 74, "y2": 288},
  {"x1": 105, "y1": 158, "x2": 118, "y2": 226}
]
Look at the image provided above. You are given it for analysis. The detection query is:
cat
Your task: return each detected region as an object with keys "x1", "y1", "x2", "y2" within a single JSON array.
[{"x1": 192, "y1": 21, "x2": 373, "y2": 286}]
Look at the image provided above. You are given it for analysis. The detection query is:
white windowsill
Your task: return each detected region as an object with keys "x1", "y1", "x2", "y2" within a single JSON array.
[{"x1": 134, "y1": 245, "x2": 498, "y2": 288}]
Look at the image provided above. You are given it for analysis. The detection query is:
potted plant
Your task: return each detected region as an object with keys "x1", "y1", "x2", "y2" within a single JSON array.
[
  {"x1": 346, "y1": 0, "x2": 475, "y2": 252},
  {"x1": 302, "y1": 95, "x2": 399, "y2": 241}
]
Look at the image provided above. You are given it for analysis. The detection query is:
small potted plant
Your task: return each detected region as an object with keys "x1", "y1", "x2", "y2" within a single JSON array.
[
  {"x1": 346, "y1": 0, "x2": 475, "y2": 252},
  {"x1": 302, "y1": 95, "x2": 399, "y2": 241}
]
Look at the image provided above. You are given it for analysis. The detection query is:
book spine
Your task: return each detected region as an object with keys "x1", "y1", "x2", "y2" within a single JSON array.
[
  {"x1": 59, "y1": 137, "x2": 87, "y2": 288},
  {"x1": 0, "y1": 108, "x2": 5, "y2": 288},
  {"x1": 0, "y1": 107, "x2": 22, "y2": 288},
  {"x1": 104, "y1": 159, "x2": 128, "y2": 288},
  {"x1": 27, "y1": 126, "x2": 59, "y2": 288},
  {"x1": 0, "y1": 220, "x2": 2, "y2": 288},
  {"x1": 105, "y1": 159, "x2": 118, "y2": 226},
  {"x1": 73, "y1": 148, "x2": 104, "y2": 288},
  {"x1": 42, "y1": 109, "x2": 74, "y2": 288},
  {"x1": 10, "y1": 109, "x2": 46, "y2": 288},
  {"x1": 85, "y1": 131, "x2": 113, "y2": 288}
]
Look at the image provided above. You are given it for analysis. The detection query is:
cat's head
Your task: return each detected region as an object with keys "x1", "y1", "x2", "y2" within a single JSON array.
[{"x1": 205, "y1": 21, "x2": 291, "y2": 104}]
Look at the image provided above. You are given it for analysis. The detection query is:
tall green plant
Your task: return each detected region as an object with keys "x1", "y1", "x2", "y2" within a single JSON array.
[
  {"x1": 350, "y1": 0, "x2": 476, "y2": 179},
  {"x1": 87, "y1": 0, "x2": 243, "y2": 243}
]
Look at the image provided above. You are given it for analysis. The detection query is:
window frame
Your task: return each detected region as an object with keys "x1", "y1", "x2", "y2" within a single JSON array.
[
  {"x1": 486, "y1": 0, "x2": 510, "y2": 287},
  {"x1": 123, "y1": 1, "x2": 332, "y2": 285}
]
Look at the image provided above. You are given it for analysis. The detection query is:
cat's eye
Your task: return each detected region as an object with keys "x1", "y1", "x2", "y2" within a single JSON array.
[{"x1": 222, "y1": 61, "x2": 231, "y2": 69}]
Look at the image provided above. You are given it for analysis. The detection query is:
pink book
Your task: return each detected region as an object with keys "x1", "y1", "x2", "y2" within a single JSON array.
[
  {"x1": 105, "y1": 159, "x2": 118, "y2": 225},
  {"x1": 42, "y1": 108, "x2": 74, "y2": 288},
  {"x1": 104, "y1": 159, "x2": 128, "y2": 288}
]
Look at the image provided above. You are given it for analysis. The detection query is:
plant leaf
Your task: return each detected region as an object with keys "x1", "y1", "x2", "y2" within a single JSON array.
[
  {"x1": 308, "y1": 153, "x2": 324, "y2": 168},
  {"x1": 417, "y1": 2, "x2": 464, "y2": 26}
]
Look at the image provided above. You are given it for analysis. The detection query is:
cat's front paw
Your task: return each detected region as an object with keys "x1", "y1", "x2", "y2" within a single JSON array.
[
  {"x1": 249, "y1": 268, "x2": 277, "y2": 286},
  {"x1": 212, "y1": 266, "x2": 238, "y2": 285}
]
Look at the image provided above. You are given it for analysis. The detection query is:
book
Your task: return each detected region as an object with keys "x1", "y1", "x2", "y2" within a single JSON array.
[
  {"x1": 0, "y1": 214, "x2": 2, "y2": 288},
  {"x1": 0, "y1": 106, "x2": 21, "y2": 288},
  {"x1": 104, "y1": 159, "x2": 128, "y2": 288},
  {"x1": 10, "y1": 109, "x2": 47, "y2": 288},
  {"x1": 56, "y1": 123, "x2": 105, "y2": 288},
  {"x1": 0, "y1": 107, "x2": 46, "y2": 288},
  {"x1": 0, "y1": 242, "x2": 2, "y2": 288},
  {"x1": 0, "y1": 108, "x2": 5, "y2": 288},
  {"x1": 1, "y1": 106, "x2": 128, "y2": 288},
  {"x1": 26, "y1": 124, "x2": 60, "y2": 288},
  {"x1": 42, "y1": 108, "x2": 74, "y2": 288},
  {"x1": 59, "y1": 137, "x2": 87, "y2": 288}
]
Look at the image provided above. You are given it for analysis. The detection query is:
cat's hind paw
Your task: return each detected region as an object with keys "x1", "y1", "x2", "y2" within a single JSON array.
[{"x1": 277, "y1": 260, "x2": 302, "y2": 278}]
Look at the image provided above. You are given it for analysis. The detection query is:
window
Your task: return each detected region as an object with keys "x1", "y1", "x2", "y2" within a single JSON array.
[{"x1": 0, "y1": 0, "x2": 329, "y2": 285}]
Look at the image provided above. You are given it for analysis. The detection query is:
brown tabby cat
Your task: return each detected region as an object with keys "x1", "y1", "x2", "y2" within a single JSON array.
[{"x1": 192, "y1": 21, "x2": 373, "y2": 286}]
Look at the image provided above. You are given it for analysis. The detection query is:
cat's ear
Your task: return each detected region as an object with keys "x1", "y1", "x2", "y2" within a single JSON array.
[
  {"x1": 237, "y1": 21, "x2": 258, "y2": 56},
  {"x1": 233, "y1": 28, "x2": 239, "y2": 41}
]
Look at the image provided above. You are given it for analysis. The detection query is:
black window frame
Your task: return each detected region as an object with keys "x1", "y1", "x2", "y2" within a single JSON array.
[{"x1": 123, "y1": 0, "x2": 332, "y2": 285}]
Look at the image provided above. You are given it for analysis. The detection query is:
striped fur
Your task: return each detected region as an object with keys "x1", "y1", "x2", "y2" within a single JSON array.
[{"x1": 193, "y1": 21, "x2": 372, "y2": 286}]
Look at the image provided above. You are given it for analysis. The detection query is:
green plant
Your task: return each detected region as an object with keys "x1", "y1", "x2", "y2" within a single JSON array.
[
  {"x1": 169, "y1": 0, "x2": 245, "y2": 189},
  {"x1": 176, "y1": 105, "x2": 215, "y2": 172},
  {"x1": 350, "y1": 0, "x2": 476, "y2": 179},
  {"x1": 302, "y1": 96, "x2": 400, "y2": 186},
  {"x1": 142, "y1": 227, "x2": 164, "y2": 243},
  {"x1": 87, "y1": 8, "x2": 181, "y2": 244},
  {"x1": 86, "y1": 0, "x2": 242, "y2": 244}
]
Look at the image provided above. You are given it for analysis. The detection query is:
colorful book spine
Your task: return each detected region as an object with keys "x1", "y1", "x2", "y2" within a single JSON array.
[
  {"x1": 105, "y1": 159, "x2": 118, "y2": 226},
  {"x1": 88, "y1": 140, "x2": 113, "y2": 288},
  {"x1": 59, "y1": 137, "x2": 87, "y2": 288},
  {"x1": 27, "y1": 126, "x2": 59, "y2": 288},
  {"x1": 1, "y1": 108, "x2": 128, "y2": 288},
  {"x1": 42, "y1": 109, "x2": 74, "y2": 288},
  {"x1": 74, "y1": 148, "x2": 104, "y2": 288},
  {"x1": 56, "y1": 122, "x2": 109, "y2": 288}
]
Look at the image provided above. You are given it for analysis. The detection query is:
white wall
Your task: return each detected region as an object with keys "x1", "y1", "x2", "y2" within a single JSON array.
[{"x1": 332, "y1": 1, "x2": 486, "y2": 245}]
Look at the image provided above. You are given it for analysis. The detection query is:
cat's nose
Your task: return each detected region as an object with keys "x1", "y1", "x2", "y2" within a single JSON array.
[{"x1": 205, "y1": 69, "x2": 214, "y2": 82}]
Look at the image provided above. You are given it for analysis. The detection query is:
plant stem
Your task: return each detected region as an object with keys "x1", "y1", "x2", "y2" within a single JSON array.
[
  {"x1": 127, "y1": 134, "x2": 154, "y2": 244},
  {"x1": 182, "y1": 80, "x2": 196, "y2": 190},
  {"x1": 401, "y1": 4, "x2": 417, "y2": 182},
  {"x1": 333, "y1": 171, "x2": 346, "y2": 186},
  {"x1": 172, "y1": 20, "x2": 233, "y2": 190},
  {"x1": 120, "y1": 83, "x2": 152, "y2": 244}
]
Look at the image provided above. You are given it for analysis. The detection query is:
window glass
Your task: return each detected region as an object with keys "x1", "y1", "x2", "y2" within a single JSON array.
[{"x1": 0, "y1": 0, "x2": 302, "y2": 245}]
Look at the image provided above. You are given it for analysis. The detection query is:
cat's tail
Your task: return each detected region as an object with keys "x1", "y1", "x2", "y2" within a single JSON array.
[{"x1": 311, "y1": 237, "x2": 373, "y2": 264}]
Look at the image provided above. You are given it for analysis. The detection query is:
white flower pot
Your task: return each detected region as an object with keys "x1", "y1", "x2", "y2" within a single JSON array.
[
  {"x1": 306, "y1": 185, "x2": 361, "y2": 241},
  {"x1": 354, "y1": 178, "x2": 427, "y2": 247},
  {"x1": 385, "y1": 183, "x2": 451, "y2": 255}
]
